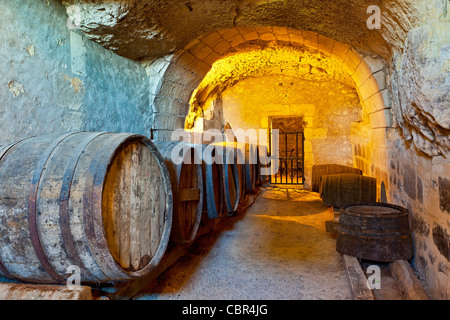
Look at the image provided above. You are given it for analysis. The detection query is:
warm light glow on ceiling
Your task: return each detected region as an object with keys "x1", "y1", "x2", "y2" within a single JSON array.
[{"x1": 186, "y1": 44, "x2": 356, "y2": 129}]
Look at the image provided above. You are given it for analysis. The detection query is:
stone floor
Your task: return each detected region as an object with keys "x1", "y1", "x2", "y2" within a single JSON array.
[{"x1": 134, "y1": 185, "x2": 353, "y2": 300}]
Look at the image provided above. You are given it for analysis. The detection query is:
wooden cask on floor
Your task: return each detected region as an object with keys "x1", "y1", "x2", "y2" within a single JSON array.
[
  {"x1": 336, "y1": 203, "x2": 413, "y2": 262},
  {"x1": 211, "y1": 142, "x2": 243, "y2": 216},
  {"x1": 0, "y1": 132, "x2": 173, "y2": 284},
  {"x1": 312, "y1": 164, "x2": 362, "y2": 192},
  {"x1": 240, "y1": 143, "x2": 258, "y2": 193},
  {"x1": 153, "y1": 141, "x2": 204, "y2": 244},
  {"x1": 320, "y1": 173, "x2": 376, "y2": 208},
  {"x1": 196, "y1": 143, "x2": 224, "y2": 220}
]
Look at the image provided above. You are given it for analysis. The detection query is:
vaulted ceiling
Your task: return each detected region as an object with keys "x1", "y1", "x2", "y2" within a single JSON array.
[{"x1": 62, "y1": 0, "x2": 426, "y2": 62}]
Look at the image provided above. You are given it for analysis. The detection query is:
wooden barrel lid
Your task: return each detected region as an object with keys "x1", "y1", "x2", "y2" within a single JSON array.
[
  {"x1": 102, "y1": 139, "x2": 169, "y2": 272},
  {"x1": 343, "y1": 203, "x2": 408, "y2": 217}
]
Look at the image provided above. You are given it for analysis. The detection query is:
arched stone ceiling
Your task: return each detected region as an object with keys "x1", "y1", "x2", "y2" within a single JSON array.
[
  {"x1": 150, "y1": 27, "x2": 389, "y2": 132},
  {"x1": 186, "y1": 44, "x2": 357, "y2": 128},
  {"x1": 63, "y1": 0, "x2": 449, "y2": 157},
  {"x1": 62, "y1": 0, "x2": 430, "y2": 62}
]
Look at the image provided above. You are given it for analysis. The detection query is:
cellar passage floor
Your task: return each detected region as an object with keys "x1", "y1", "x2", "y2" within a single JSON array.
[{"x1": 134, "y1": 185, "x2": 353, "y2": 300}]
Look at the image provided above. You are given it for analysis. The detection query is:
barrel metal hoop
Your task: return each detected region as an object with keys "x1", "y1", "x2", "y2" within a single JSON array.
[
  {"x1": 338, "y1": 225, "x2": 412, "y2": 238},
  {"x1": 28, "y1": 132, "x2": 79, "y2": 284},
  {"x1": 59, "y1": 132, "x2": 108, "y2": 281},
  {"x1": 0, "y1": 143, "x2": 17, "y2": 162}
]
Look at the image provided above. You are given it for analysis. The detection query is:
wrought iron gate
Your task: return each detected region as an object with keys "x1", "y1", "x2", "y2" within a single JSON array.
[{"x1": 269, "y1": 130, "x2": 305, "y2": 185}]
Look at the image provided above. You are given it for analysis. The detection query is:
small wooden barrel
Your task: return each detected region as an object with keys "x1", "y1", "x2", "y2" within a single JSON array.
[
  {"x1": 233, "y1": 144, "x2": 247, "y2": 202},
  {"x1": 312, "y1": 164, "x2": 362, "y2": 192},
  {"x1": 225, "y1": 142, "x2": 258, "y2": 192},
  {"x1": 0, "y1": 132, "x2": 173, "y2": 284},
  {"x1": 336, "y1": 203, "x2": 414, "y2": 262},
  {"x1": 320, "y1": 174, "x2": 376, "y2": 208},
  {"x1": 211, "y1": 142, "x2": 241, "y2": 216},
  {"x1": 199, "y1": 144, "x2": 224, "y2": 219},
  {"x1": 237, "y1": 155, "x2": 246, "y2": 202},
  {"x1": 153, "y1": 141, "x2": 204, "y2": 244},
  {"x1": 243, "y1": 143, "x2": 259, "y2": 192}
]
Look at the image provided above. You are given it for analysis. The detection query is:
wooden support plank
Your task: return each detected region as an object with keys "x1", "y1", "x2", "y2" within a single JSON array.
[
  {"x1": 110, "y1": 244, "x2": 190, "y2": 300},
  {"x1": 108, "y1": 217, "x2": 222, "y2": 300},
  {"x1": 179, "y1": 188, "x2": 200, "y2": 202},
  {"x1": 343, "y1": 255, "x2": 375, "y2": 300},
  {"x1": 0, "y1": 283, "x2": 93, "y2": 300},
  {"x1": 389, "y1": 260, "x2": 429, "y2": 300},
  {"x1": 108, "y1": 188, "x2": 262, "y2": 300}
]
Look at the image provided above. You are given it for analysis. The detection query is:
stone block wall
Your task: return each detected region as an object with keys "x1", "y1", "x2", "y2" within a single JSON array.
[
  {"x1": 387, "y1": 131, "x2": 450, "y2": 299},
  {"x1": 0, "y1": 0, "x2": 150, "y2": 146}
]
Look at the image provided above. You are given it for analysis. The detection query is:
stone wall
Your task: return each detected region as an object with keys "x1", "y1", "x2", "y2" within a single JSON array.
[
  {"x1": 387, "y1": 131, "x2": 450, "y2": 299},
  {"x1": 385, "y1": 3, "x2": 450, "y2": 299},
  {"x1": 0, "y1": 0, "x2": 448, "y2": 300},
  {"x1": 0, "y1": 0, "x2": 150, "y2": 146},
  {"x1": 216, "y1": 75, "x2": 363, "y2": 187}
]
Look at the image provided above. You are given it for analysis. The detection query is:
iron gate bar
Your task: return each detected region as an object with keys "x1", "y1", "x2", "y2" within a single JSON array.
[{"x1": 269, "y1": 131, "x2": 305, "y2": 185}]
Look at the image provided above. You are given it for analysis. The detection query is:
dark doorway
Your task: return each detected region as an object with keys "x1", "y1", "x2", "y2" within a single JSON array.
[{"x1": 269, "y1": 116, "x2": 305, "y2": 185}]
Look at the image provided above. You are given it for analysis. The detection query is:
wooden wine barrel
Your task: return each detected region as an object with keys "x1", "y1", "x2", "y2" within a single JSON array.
[
  {"x1": 336, "y1": 203, "x2": 414, "y2": 262},
  {"x1": 254, "y1": 145, "x2": 262, "y2": 186},
  {"x1": 0, "y1": 132, "x2": 173, "y2": 284},
  {"x1": 198, "y1": 143, "x2": 224, "y2": 219},
  {"x1": 211, "y1": 142, "x2": 241, "y2": 216},
  {"x1": 153, "y1": 141, "x2": 204, "y2": 244},
  {"x1": 320, "y1": 174, "x2": 376, "y2": 208},
  {"x1": 312, "y1": 164, "x2": 362, "y2": 192},
  {"x1": 234, "y1": 144, "x2": 247, "y2": 203},
  {"x1": 244, "y1": 143, "x2": 259, "y2": 192},
  {"x1": 257, "y1": 145, "x2": 270, "y2": 185}
]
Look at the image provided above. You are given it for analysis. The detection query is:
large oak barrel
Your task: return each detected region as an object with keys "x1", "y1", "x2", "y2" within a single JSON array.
[
  {"x1": 336, "y1": 203, "x2": 414, "y2": 262},
  {"x1": 153, "y1": 141, "x2": 204, "y2": 244},
  {"x1": 244, "y1": 143, "x2": 259, "y2": 192},
  {"x1": 312, "y1": 164, "x2": 362, "y2": 192},
  {"x1": 197, "y1": 144, "x2": 224, "y2": 220},
  {"x1": 211, "y1": 142, "x2": 241, "y2": 216},
  {"x1": 0, "y1": 132, "x2": 173, "y2": 284},
  {"x1": 234, "y1": 144, "x2": 247, "y2": 203},
  {"x1": 320, "y1": 173, "x2": 376, "y2": 208}
]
